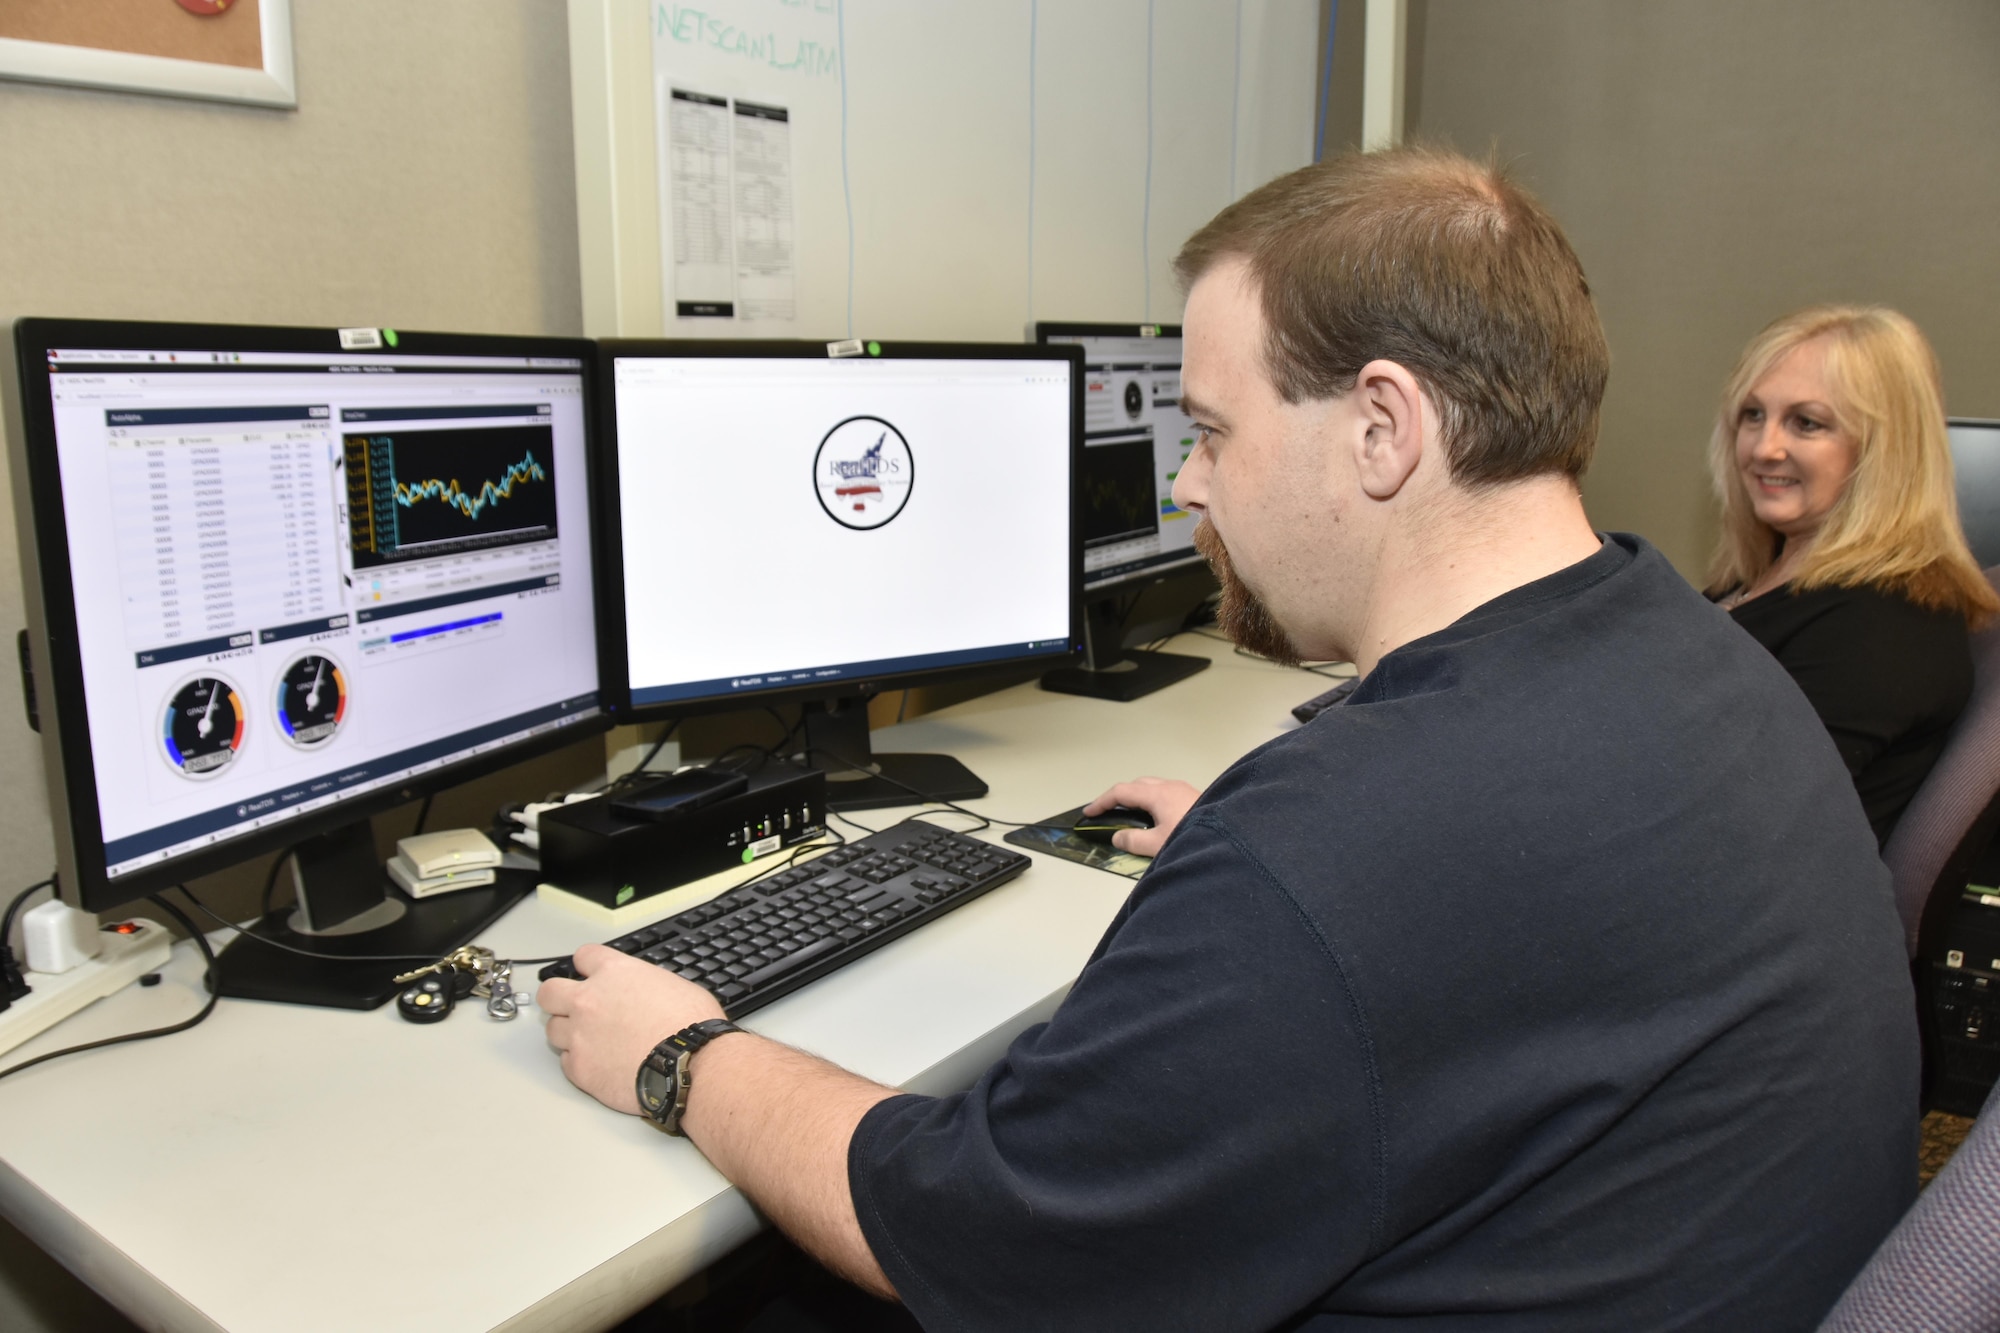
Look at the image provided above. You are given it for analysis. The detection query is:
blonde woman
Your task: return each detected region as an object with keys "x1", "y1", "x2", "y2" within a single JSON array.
[{"x1": 1708, "y1": 306, "x2": 1998, "y2": 845}]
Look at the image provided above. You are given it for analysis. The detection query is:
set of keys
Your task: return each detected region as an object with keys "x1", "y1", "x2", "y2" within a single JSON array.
[{"x1": 393, "y1": 946, "x2": 526, "y2": 1024}]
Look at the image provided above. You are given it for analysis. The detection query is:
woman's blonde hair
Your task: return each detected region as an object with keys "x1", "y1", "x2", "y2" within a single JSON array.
[{"x1": 1706, "y1": 305, "x2": 1998, "y2": 623}]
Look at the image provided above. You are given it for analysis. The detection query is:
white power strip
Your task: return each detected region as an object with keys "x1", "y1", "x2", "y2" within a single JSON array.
[{"x1": 0, "y1": 918, "x2": 175, "y2": 1059}]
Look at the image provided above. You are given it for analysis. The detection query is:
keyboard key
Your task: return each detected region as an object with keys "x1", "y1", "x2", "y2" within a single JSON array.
[{"x1": 741, "y1": 938, "x2": 841, "y2": 989}]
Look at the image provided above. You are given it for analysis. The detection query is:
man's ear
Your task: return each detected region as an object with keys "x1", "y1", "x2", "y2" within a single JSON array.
[{"x1": 1352, "y1": 359, "x2": 1427, "y2": 501}]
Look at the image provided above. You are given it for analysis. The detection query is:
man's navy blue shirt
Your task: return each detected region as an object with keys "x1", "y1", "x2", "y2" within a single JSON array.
[{"x1": 850, "y1": 535, "x2": 1918, "y2": 1331}]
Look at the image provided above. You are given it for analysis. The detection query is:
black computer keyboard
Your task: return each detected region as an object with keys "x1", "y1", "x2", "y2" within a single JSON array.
[
  {"x1": 1291, "y1": 675, "x2": 1359, "y2": 722},
  {"x1": 539, "y1": 821, "x2": 1031, "y2": 1017}
]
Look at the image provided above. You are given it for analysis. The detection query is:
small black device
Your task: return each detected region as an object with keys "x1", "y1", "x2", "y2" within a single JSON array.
[
  {"x1": 1291, "y1": 676, "x2": 1360, "y2": 723},
  {"x1": 1071, "y1": 806, "x2": 1155, "y2": 845},
  {"x1": 539, "y1": 765, "x2": 827, "y2": 912},
  {"x1": 610, "y1": 767, "x2": 750, "y2": 822},
  {"x1": 1925, "y1": 886, "x2": 2000, "y2": 1115},
  {"x1": 396, "y1": 965, "x2": 473, "y2": 1024},
  {"x1": 539, "y1": 821, "x2": 1030, "y2": 1016}
]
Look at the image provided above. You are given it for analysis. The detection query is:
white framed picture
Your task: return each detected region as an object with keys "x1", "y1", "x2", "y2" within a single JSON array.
[{"x1": 0, "y1": 0, "x2": 295, "y2": 110}]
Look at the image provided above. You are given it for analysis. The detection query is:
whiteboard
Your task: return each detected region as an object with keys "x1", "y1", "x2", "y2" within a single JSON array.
[{"x1": 567, "y1": 0, "x2": 1318, "y2": 341}]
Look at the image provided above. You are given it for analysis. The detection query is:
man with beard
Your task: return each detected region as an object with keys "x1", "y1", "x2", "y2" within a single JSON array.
[{"x1": 540, "y1": 146, "x2": 1916, "y2": 1331}]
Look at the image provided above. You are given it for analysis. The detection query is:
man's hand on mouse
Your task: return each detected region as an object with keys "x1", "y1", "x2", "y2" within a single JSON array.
[
  {"x1": 1084, "y1": 778, "x2": 1201, "y2": 857},
  {"x1": 539, "y1": 944, "x2": 728, "y2": 1115}
]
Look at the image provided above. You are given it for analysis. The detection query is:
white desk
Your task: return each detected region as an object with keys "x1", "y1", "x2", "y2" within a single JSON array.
[{"x1": 0, "y1": 636, "x2": 1331, "y2": 1333}]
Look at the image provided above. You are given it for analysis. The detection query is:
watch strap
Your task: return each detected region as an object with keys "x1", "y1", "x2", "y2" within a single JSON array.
[{"x1": 637, "y1": 1019, "x2": 743, "y2": 1134}]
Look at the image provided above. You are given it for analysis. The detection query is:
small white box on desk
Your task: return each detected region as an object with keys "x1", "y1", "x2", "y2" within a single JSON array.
[{"x1": 388, "y1": 829, "x2": 503, "y2": 899}]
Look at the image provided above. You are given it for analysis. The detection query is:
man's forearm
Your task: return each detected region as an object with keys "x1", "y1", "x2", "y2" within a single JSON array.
[{"x1": 682, "y1": 1034, "x2": 903, "y2": 1299}]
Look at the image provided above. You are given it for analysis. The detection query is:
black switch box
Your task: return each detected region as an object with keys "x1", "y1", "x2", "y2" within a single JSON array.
[{"x1": 539, "y1": 765, "x2": 828, "y2": 911}]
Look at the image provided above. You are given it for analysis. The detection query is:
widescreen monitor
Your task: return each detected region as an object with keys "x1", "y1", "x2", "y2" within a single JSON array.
[
  {"x1": 3, "y1": 320, "x2": 606, "y2": 1006},
  {"x1": 598, "y1": 340, "x2": 1082, "y2": 810},
  {"x1": 1034, "y1": 322, "x2": 1213, "y2": 701}
]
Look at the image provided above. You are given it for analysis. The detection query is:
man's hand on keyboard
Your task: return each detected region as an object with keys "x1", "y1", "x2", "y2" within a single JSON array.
[
  {"x1": 539, "y1": 943, "x2": 728, "y2": 1115},
  {"x1": 1084, "y1": 778, "x2": 1201, "y2": 857}
]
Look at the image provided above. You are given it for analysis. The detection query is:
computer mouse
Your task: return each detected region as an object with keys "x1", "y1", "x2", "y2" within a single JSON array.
[{"x1": 1072, "y1": 806, "x2": 1155, "y2": 845}]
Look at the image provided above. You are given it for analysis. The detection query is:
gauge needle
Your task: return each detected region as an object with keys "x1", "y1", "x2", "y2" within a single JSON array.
[
  {"x1": 198, "y1": 681, "x2": 218, "y2": 738},
  {"x1": 306, "y1": 660, "x2": 324, "y2": 711}
]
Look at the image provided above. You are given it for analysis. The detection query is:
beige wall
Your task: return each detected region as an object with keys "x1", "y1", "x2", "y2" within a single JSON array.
[{"x1": 1405, "y1": 0, "x2": 2000, "y2": 579}]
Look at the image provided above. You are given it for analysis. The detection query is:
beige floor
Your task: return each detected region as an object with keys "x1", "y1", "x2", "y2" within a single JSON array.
[{"x1": 1920, "y1": 1109, "x2": 1975, "y2": 1190}]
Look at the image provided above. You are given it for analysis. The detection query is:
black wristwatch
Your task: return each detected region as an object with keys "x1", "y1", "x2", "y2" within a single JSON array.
[{"x1": 636, "y1": 1019, "x2": 744, "y2": 1136}]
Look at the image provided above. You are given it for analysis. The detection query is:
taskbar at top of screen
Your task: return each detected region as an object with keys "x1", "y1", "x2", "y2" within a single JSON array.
[
  {"x1": 103, "y1": 693, "x2": 600, "y2": 876},
  {"x1": 630, "y1": 640, "x2": 1074, "y2": 708}
]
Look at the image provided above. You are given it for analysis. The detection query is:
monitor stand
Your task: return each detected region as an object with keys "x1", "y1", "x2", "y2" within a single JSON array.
[
  {"x1": 1040, "y1": 597, "x2": 1209, "y2": 702},
  {"x1": 799, "y1": 696, "x2": 987, "y2": 812},
  {"x1": 208, "y1": 820, "x2": 532, "y2": 1010}
]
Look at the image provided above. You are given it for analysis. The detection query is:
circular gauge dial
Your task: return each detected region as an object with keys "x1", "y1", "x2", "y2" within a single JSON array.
[
  {"x1": 276, "y1": 654, "x2": 347, "y2": 747},
  {"x1": 163, "y1": 676, "x2": 246, "y2": 777},
  {"x1": 1122, "y1": 380, "x2": 1145, "y2": 421}
]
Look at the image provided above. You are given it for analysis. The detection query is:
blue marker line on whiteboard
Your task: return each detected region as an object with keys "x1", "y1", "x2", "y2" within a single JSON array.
[
  {"x1": 1143, "y1": 0, "x2": 1155, "y2": 322},
  {"x1": 838, "y1": 0, "x2": 855, "y2": 339},
  {"x1": 1027, "y1": 0, "x2": 1038, "y2": 326},
  {"x1": 1229, "y1": 0, "x2": 1242, "y2": 200}
]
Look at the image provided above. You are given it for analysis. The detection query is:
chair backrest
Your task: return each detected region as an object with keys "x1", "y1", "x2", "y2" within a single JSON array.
[
  {"x1": 1817, "y1": 1079, "x2": 2000, "y2": 1332},
  {"x1": 1881, "y1": 570, "x2": 2000, "y2": 958}
]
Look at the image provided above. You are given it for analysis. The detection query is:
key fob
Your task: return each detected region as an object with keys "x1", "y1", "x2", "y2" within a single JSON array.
[{"x1": 397, "y1": 967, "x2": 459, "y2": 1024}]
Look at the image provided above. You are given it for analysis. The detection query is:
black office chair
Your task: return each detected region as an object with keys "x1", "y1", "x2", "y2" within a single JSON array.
[
  {"x1": 1882, "y1": 573, "x2": 2000, "y2": 954},
  {"x1": 1880, "y1": 572, "x2": 2000, "y2": 1115}
]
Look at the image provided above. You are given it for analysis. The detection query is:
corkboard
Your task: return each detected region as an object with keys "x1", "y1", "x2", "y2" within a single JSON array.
[{"x1": 0, "y1": 0, "x2": 263, "y2": 71}]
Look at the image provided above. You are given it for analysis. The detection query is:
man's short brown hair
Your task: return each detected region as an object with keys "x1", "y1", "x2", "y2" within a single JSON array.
[{"x1": 1175, "y1": 144, "x2": 1610, "y2": 485}]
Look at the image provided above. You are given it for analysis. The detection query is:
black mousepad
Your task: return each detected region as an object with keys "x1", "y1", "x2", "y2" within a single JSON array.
[{"x1": 1003, "y1": 805, "x2": 1153, "y2": 880}]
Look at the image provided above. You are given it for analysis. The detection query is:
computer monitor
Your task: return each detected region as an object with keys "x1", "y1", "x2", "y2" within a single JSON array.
[
  {"x1": 1033, "y1": 323, "x2": 1215, "y2": 701},
  {"x1": 3, "y1": 319, "x2": 607, "y2": 1007},
  {"x1": 1949, "y1": 419, "x2": 2000, "y2": 569},
  {"x1": 596, "y1": 340, "x2": 1082, "y2": 810}
]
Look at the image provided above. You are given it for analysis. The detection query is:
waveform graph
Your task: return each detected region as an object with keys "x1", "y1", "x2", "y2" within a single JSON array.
[
  {"x1": 344, "y1": 423, "x2": 559, "y2": 569},
  {"x1": 1080, "y1": 438, "x2": 1160, "y2": 547}
]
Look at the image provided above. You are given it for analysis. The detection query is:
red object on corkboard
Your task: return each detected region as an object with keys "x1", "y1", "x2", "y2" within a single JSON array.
[
  {"x1": 0, "y1": 0, "x2": 263, "y2": 69},
  {"x1": 0, "y1": 0, "x2": 293, "y2": 107}
]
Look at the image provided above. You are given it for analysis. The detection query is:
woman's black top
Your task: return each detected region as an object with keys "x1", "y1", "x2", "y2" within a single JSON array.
[{"x1": 1728, "y1": 582, "x2": 1972, "y2": 847}]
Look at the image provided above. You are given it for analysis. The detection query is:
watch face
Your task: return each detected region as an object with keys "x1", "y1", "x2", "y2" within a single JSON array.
[{"x1": 637, "y1": 1052, "x2": 685, "y2": 1123}]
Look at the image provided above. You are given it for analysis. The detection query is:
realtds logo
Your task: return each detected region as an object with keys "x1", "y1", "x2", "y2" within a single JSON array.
[
  {"x1": 831, "y1": 439, "x2": 892, "y2": 480},
  {"x1": 814, "y1": 416, "x2": 913, "y2": 530}
]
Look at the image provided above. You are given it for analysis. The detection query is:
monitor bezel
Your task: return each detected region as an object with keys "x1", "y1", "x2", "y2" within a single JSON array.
[
  {"x1": 4, "y1": 317, "x2": 612, "y2": 911},
  {"x1": 1034, "y1": 322, "x2": 1210, "y2": 593},
  {"x1": 593, "y1": 338, "x2": 1086, "y2": 724}
]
